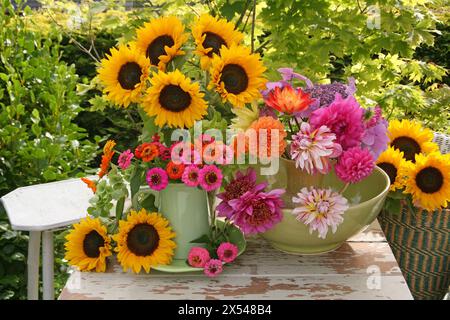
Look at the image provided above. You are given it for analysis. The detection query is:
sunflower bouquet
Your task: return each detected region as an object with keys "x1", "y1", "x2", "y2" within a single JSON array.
[
  {"x1": 66, "y1": 13, "x2": 266, "y2": 275},
  {"x1": 377, "y1": 119, "x2": 450, "y2": 213}
]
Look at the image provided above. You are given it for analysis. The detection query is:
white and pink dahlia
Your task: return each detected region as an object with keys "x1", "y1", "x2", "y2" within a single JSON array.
[
  {"x1": 292, "y1": 187, "x2": 349, "y2": 239},
  {"x1": 290, "y1": 122, "x2": 341, "y2": 174}
]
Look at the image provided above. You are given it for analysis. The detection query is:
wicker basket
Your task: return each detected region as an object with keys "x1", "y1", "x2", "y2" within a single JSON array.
[{"x1": 378, "y1": 132, "x2": 450, "y2": 300}]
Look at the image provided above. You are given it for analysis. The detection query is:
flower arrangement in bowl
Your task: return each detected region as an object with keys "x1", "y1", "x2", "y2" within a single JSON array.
[{"x1": 219, "y1": 68, "x2": 393, "y2": 254}]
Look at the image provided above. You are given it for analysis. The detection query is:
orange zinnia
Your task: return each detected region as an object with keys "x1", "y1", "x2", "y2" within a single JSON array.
[
  {"x1": 81, "y1": 177, "x2": 97, "y2": 193},
  {"x1": 166, "y1": 161, "x2": 185, "y2": 179},
  {"x1": 135, "y1": 143, "x2": 159, "y2": 162},
  {"x1": 265, "y1": 86, "x2": 313, "y2": 114},
  {"x1": 247, "y1": 116, "x2": 287, "y2": 158}
]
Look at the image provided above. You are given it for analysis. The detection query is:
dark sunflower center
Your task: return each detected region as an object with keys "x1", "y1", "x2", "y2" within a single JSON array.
[
  {"x1": 415, "y1": 166, "x2": 444, "y2": 194},
  {"x1": 83, "y1": 230, "x2": 105, "y2": 258},
  {"x1": 391, "y1": 137, "x2": 421, "y2": 162},
  {"x1": 146, "y1": 35, "x2": 174, "y2": 65},
  {"x1": 127, "y1": 223, "x2": 160, "y2": 256},
  {"x1": 378, "y1": 162, "x2": 398, "y2": 185},
  {"x1": 118, "y1": 62, "x2": 142, "y2": 90},
  {"x1": 159, "y1": 84, "x2": 192, "y2": 112},
  {"x1": 202, "y1": 32, "x2": 226, "y2": 57},
  {"x1": 220, "y1": 64, "x2": 249, "y2": 94}
]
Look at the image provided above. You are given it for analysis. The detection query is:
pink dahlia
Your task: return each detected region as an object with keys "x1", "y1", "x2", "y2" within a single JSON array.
[
  {"x1": 335, "y1": 147, "x2": 375, "y2": 184},
  {"x1": 182, "y1": 165, "x2": 201, "y2": 187},
  {"x1": 217, "y1": 242, "x2": 238, "y2": 263},
  {"x1": 188, "y1": 247, "x2": 210, "y2": 268},
  {"x1": 292, "y1": 187, "x2": 349, "y2": 239},
  {"x1": 198, "y1": 165, "x2": 223, "y2": 192},
  {"x1": 309, "y1": 94, "x2": 364, "y2": 150},
  {"x1": 146, "y1": 167, "x2": 169, "y2": 191},
  {"x1": 204, "y1": 259, "x2": 223, "y2": 277},
  {"x1": 117, "y1": 149, "x2": 134, "y2": 170},
  {"x1": 216, "y1": 168, "x2": 266, "y2": 219},
  {"x1": 361, "y1": 106, "x2": 389, "y2": 159},
  {"x1": 290, "y1": 122, "x2": 341, "y2": 174},
  {"x1": 229, "y1": 188, "x2": 285, "y2": 235}
]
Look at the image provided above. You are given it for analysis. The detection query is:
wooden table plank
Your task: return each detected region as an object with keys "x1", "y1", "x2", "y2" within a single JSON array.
[{"x1": 59, "y1": 222, "x2": 412, "y2": 300}]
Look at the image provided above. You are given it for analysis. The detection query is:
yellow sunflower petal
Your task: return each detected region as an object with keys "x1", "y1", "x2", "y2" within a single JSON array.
[
  {"x1": 209, "y1": 44, "x2": 266, "y2": 108},
  {"x1": 113, "y1": 209, "x2": 176, "y2": 274},
  {"x1": 142, "y1": 69, "x2": 208, "y2": 129}
]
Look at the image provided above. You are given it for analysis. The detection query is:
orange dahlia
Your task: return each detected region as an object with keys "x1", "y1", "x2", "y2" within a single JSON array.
[
  {"x1": 265, "y1": 86, "x2": 313, "y2": 114},
  {"x1": 247, "y1": 116, "x2": 287, "y2": 158}
]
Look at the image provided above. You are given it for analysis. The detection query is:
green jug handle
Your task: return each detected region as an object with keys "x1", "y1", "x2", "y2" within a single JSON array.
[{"x1": 131, "y1": 187, "x2": 160, "y2": 210}]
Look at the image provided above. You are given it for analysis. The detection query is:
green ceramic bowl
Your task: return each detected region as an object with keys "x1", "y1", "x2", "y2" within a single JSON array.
[{"x1": 260, "y1": 165, "x2": 390, "y2": 255}]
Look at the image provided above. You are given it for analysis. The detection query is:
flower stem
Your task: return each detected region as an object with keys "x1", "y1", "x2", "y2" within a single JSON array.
[{"x1": 339, "y1": 183, "x2": 350, "y2": 195}]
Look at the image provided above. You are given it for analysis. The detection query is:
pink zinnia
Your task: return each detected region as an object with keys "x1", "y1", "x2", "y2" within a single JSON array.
[
  {"x1": 146, "y1": 168, "x2": 169, "y2": 191},
  {"x1": 292, "y1": 187, "x2": 349, "y2": 239},
  {"x1": 229, "y1": 188, "x2": 285, "y2": 235},
  {"x1": 216, "y1": 168, "x2": 267, "y2": 219},
  {"x1": 198, "y1": 165, "x2": 223, "y2": 192},
  {"x1": 182, "y1": 165, "x2": 201, "y2": 187},
  {"x1": 217, "y1": 242, "x2": 238, "y2": 263},
  {"x1": 118, "y1": 149, "x2": 134, "y2": 170},
  {"x1": 203, "y1": 259, "x2": 223, "y2": 277},
  {"x1": 290, "y1": 122, "x2": 341, "y2": 174},
  {"x1": 187, "y1": 247, "x2": 210, "y2": 268},
  {"x1": 309, "y1": 94, "x2": 364, "y2": 150},
  {"x1": 335, "y1": 147, "x2": 375, "y2": 184}
]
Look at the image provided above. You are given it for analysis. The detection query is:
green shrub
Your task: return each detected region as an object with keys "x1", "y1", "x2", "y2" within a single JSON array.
[{"x1": 0, "y1": 1, "x2": 98, "y2": 299}]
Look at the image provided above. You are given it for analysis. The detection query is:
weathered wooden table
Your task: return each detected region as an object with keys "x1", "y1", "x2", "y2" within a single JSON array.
[{"x1": 59, "y1": 221, "x2": 413, "y2": 300}]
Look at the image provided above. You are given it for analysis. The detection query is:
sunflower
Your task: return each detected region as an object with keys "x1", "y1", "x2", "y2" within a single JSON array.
[
  {"x1": 376, "y1": 147, "x2": 410, "y2": 191},
  {"x1": 209, "y1": 45, "x2": 266, "y2": 107},
  {"x1": 134, "y1": 16, "x2": 188, "y2": 70},
  {"x1": 403, "y1": 152, "x2": 450, "y2": 211},
  {"x1": 65, "y1": 217, "x2": 112, "y2": 272},
  {"x1": 98, "y1": 44, "x2": 150, "y2": 107},
  {"x1": 113, "y1": 209, "x2": 176, "y2": 273},
  {"x1": 192, "y1": 14, "x2": 244, "y2": 70},
  {"x1": 142, "y1": 69, "x2": 208, "y2": 128},
  {"x1": 388, "y1": 119, "x2": 439, "y2": 162}
]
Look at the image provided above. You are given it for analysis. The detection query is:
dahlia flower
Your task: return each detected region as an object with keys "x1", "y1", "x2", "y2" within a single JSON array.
[
  {"x1": 290, "y1": 122, "x2": 341, "y2": 174},
  {"x1": 309, "y1": 94, "x2": 364, "y2": 150},
  {"x1": 292, "y1": 187, "x2": 349, "y2": 239},
  {"x1": 265, "y1": 85, "x2": 313, "y2": 114},
  {"x1": 335, "y1": 147, "x2": 375, "y2": 184},
  {"x1": 361, "y1": 106, "x2": 389, "y2": 159}
]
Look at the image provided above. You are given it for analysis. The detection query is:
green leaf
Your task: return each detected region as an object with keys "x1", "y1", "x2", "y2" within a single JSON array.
[
  {"x1": 130, "y1": 166, "x2": 144, "y2": 200},
  {"x1": 140, "y1": 193, "x2": 157, "y2": 212},
  {"x1": 115, "y1": 196, "x2": 125, "y2": 221},
  {"x1": 190, "y1": 234, "x2": 210, "y2": 244}
]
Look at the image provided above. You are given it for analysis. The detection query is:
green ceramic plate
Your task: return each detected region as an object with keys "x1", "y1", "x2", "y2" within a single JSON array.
[{"x1": 152, "y1": 220, "x2": 246, "y2": 273}]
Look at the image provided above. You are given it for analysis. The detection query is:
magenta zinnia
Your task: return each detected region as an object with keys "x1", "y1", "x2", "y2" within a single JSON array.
[
  {"x1": 335, "y1": 147, "x2": 375, "y2": 184},
  {"x1": 290, "y1": 122, "x2": 341, "y2": 174},
  {"x1": 188, "y1": 247, "x2": 210, "y2": 268},
  {"x1": 198, "y1": 165, "x2": 223, "y2": 191},
  {"x1": 309, "y1": 94, "x2": 364, "y2": 151},
  {"x1": 229, "y1": 188, "x2": 285, "y2": 235},
  {"x1": 182, "y1": 165, "x2": 201, "y2": 187},
  {"x1": 292, "y1": 187, "x2": 349, "y2": 239},
  {"x1": 217, "y1": 242, "x2": 238, "y2": 263},
  {"x1": 146, "y1": 167, "x2": 169, "y2": 191},
  {"x1": 118, "y1": 149, "x2": 134, "y2": 170}
]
